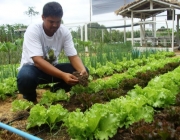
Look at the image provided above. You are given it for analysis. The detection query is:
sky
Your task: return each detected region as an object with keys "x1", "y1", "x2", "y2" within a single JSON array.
[
  {"x1": 0, "y1": 0, "x2": 123, "y2": 27},
  {"x1": 0, "y1": 0, "x2": 179, "y2": 31}
]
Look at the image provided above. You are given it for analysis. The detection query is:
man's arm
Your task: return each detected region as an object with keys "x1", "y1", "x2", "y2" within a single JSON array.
[
  {"x1": 68, "y1": 55, "x2": 88, "y2": 75},
  {"x1": 32, "y1": 56, "x2": 78, "y2": 85}
]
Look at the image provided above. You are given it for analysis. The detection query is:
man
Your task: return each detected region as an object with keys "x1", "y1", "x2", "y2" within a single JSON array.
[{"x1": 17, "y1": 1, "x2": 89, "y2": 102}]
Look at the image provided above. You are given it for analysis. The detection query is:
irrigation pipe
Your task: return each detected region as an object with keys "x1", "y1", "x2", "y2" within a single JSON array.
[
  {"x1": 33, "y1": 126, "x2": 49, "y2": 136},
  {"x1": 0, "y1": 122, "x2": 42, "y2": 140},
  {"x1": 6, "y1": 115, "x2": 25, "y2": 125}
]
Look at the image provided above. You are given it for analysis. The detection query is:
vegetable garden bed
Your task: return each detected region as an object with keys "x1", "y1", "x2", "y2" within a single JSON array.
[{"x1": 1, "y1": 52, "x2": 180, "y2": 140}]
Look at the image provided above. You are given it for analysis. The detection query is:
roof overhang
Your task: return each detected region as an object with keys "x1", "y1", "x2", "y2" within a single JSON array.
[{"x1": 115, "y1": 0, "x2": 180, "y2": 19}]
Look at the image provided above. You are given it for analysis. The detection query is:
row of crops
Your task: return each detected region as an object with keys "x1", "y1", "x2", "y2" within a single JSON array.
[
  {"x1": 1, "y1": 51, "x2": 180, "y2": 139},
  {"x1": 0, "y1": 51, "x2": 174, "y2": 100}
]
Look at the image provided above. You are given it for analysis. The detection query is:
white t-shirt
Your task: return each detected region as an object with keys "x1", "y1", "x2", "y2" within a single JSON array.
[{"x1": 18, "y1": 23, "x2": 77, "y2": 70}]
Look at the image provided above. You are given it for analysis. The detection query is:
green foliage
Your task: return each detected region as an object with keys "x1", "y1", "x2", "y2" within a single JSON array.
[
  {"x1": 72, "y1": 54, "x2": 178, "y2": 95},
  {"x1": 24, "y1": 52, "x2": 180, "y2": 139},
  {"x1": 63, "y1": 109, "x2": 88, "y2": 139},
  {"x1": 27, "y1": 104, "x2": 68, "y2": 131},
  {"x1": 26, "y1": 104, "x2": 47, "y2": 129},
  {"x1": 63, "y1": 105, "x2": 120, "y2": 140},
  {"x1": 39, "y1": 89, "x2": 69, "y2": 106},
  {"x1": 14, "y1": 38, "x2": 23, "y2": 48},
  {"x1": 0, "y1": 42, "x2": 17, "y2": 52},
  {"x1": 0, "y1": 41, "x2": 18, "y2": 64},
  {"x1": 0, "y1": 64, "x2": 18, "y2": 81},
  {"x1": 0, "y1": 77, "x2": 17, "y2": 100},
  {"x1": 94, "y1": 113, "x2": 119, "y2": 140},
  {"x1": 128, "y1": 65, "x2": 180, "y2": 108},
  {"x1": 11, "y1": 100, "x2": 34, "y2": 112},
  {"x1": 46, "y1": 104, "x2": 68, "y2": 132},
  {"x1": 0, "y1": 24, "x2": 27, "y2": 42},
  {"x1": 64, "y1": 95, "x2": 154, "y2": 139},
  {"x1": 0, "y1": 38, "x2": 23, "y2": 64}
]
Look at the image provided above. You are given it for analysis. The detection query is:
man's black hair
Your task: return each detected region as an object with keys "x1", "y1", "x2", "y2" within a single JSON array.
[{"x1": 43, "y1": 1, "x2": 63, "y2": 17}]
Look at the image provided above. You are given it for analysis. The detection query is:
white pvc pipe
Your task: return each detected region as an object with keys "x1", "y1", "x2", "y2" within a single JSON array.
[
  {"x1": 131, "y1": 11, "x2": 134, "y2": 46},
  {"x1": 172, "y1": 9, "x2": 175, "y2": 51},
  {"x1": 85, "y1": 23, "x2": 88, "y2": 41},
  {"x1": 81, "y1": 26, "x2": 83, "y2": 41},
  {"x1": 64, "y1": 18, "x2": 131, "y2": 26},
  {"x1": 0, "y1": 122, "x2": 42, "y2": 140}
]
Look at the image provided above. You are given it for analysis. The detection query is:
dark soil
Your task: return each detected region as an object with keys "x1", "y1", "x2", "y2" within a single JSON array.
[{"x1": 73, "y1": 71, "x2": 89, "y2": 87}]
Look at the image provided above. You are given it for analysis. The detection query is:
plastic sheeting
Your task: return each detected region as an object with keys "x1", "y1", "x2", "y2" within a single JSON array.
[{"x1": 92, "y1": 0, "x2": 134, "y2": 15}]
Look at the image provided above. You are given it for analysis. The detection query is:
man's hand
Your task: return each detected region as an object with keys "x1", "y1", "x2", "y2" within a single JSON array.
[
  {"x1": 62, "y1": 72, "x2": 79, "y2": 85},
  {"x1": 69, "y1": 55, "x2": 88, "y2": 76},
  {"x1": 80, "y1": 69, "x2": 88, "y2": 76}
]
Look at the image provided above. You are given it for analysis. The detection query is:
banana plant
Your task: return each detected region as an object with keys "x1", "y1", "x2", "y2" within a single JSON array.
[
  {"x1": 73, "y1": 38, "x2": 92, "y2": 52},
  {"x1": 0, "y1": 42, "x2": 18, "y2": 64},
  {"x1": 14, "y1": 38, "x2": 23, "y2": 54},
  {"x1": 15, "y1": 38, "x2": 23, "y2": 48}
]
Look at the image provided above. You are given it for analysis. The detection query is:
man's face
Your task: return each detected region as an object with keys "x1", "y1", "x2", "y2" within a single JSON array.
[{"x1": 42, "y1": 15, "x2": 62, "y2": 36}]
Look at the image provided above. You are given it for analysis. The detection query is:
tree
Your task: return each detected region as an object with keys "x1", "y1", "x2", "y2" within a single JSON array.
[{"x1": 25, "y1": 7, "x2": 39, "y2": 23}]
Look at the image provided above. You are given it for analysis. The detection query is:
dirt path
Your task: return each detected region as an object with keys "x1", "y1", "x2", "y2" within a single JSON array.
[
  {"x1": 0, "y1": 89, "x2": 45, "y2": 120},
  {"x1": 175, "y1": 49, "x2": 180, "y2": 56}
]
